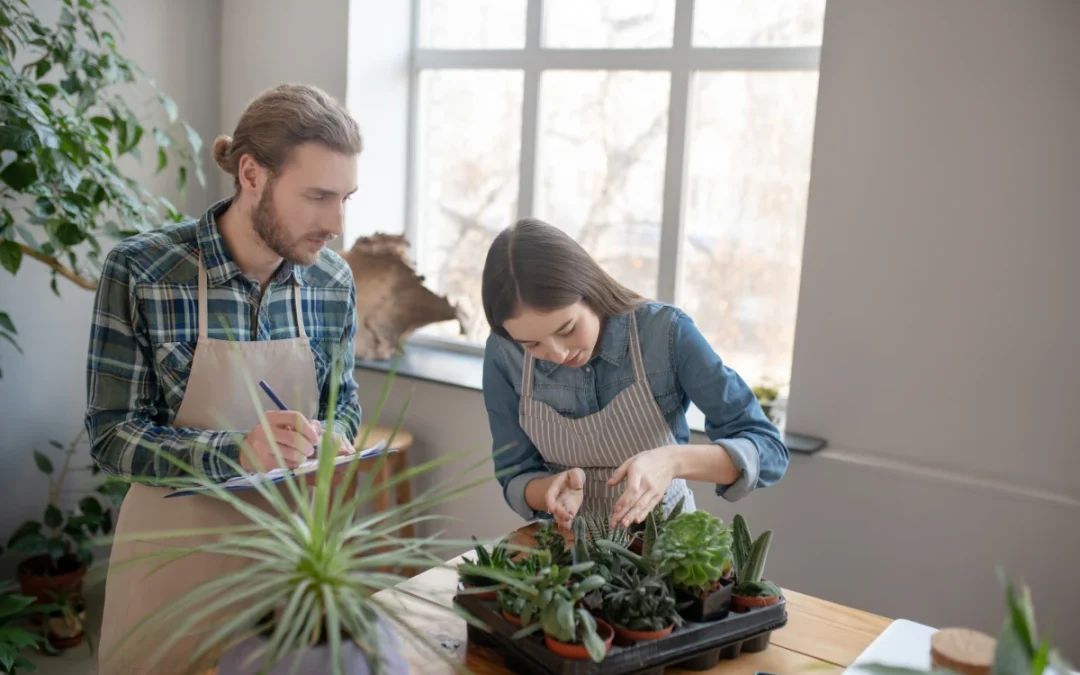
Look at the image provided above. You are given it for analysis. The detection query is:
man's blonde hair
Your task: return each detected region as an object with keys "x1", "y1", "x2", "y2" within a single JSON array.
[{"x1": 213, "y1": 83, "x2": 362, "y2": 191}]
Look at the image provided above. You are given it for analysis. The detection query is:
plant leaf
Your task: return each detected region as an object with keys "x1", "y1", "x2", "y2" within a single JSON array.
[
  {"x1": 0, "y1": 239, "x2": 23, "y2": 275},
  {"x1": 34, "y1": 450, "x2": 54, "y2": 474},
  {"x1": 159, "y1": 93, "x2": 178, "y2": 123},
  {"x1": 44, "y1": 504, "x2": 63, "y2": 528},
  {"x1": 0, "y1": 313, "x2": 14, "y2": 333}
]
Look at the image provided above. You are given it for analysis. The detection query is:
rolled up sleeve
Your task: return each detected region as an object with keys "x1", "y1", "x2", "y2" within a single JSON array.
[
  {"x1": 483, "y1": 335, "x2": 553, "y2": 521},
  {"x1": 671, "y1": 312, "x2": 789, "y2": 501}
]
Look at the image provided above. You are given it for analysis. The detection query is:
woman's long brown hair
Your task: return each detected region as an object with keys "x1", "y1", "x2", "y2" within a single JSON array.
[{"x1": 482, "y1": 218, "x2": 646, "y2": 339}]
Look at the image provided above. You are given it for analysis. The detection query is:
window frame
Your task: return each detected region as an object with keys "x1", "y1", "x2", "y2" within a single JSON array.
[{"x1": 404, "y1": 0, "x2": 822, "y2": 356}]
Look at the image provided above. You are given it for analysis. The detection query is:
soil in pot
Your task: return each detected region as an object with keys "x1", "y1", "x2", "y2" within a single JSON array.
[
  {"x1": 17, "y1": 555, "x2": 86, "y2": 605},
  {"x1": 677, "y1": 577, "x2": 733, "y2": 622},
  {"x1": 544, "y1": 620, "x2": 615, "y2": 661},
  {"x1": 613, "y1": 622, "x2": 674, "y2": 646},
  {"x1": 218, "y1": 616, "x2": 408, "y2": 675}
]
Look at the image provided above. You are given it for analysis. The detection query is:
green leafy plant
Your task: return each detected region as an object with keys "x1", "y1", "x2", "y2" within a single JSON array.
[
  {"x1": 652, "y1": 511, "x2": 733, "y2": 596},
  {"x1": 510, "y1": 563, "x2": 609, "y2": 663},
  {"x1": 103, "y1": 351, "x2": 500, "y2": 675},
  {"x1": 459, "y1": 536, "x2": 515, "y2": 589},
  {"x1": 7, "y1": 429, "x2": 129, "y2": 573},
  {"x1": 857, "y1": 570, "x2": 1073, "y2": 675},
  {"x1": 533, "y1": 520, "x2": 572, "y2": 567},
  {"x1": 0, "y1": 580, "x2": 53, "y2": 673},
  {"x1": 601, "y1": 556, "x2": 682, "y2": 633},
  {"x1": 0, "y1": 0, "x2": 202, "y2": 377},
  {"x1": 731, "y1": 514, "x2": 779, "y2": 598},
  {"x1": 640, "y1": 494, "x2": 685, "y2": 557}
]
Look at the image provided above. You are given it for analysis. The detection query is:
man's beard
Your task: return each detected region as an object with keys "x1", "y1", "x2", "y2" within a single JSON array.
[{"x1": 252, "y1": 186, "x2": 321, "y2": 266}]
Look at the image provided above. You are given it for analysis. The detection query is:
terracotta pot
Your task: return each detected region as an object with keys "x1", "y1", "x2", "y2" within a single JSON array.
[
  {"x1": 544, "y1": 619, "x2": 615, "y2": 661},
  {"x1": 16, "y1": 555, "x2": 86, "y2": 605},
  {"x1": 613, "y1": 622, "x2": 674, "y2": 646},
  {"x1": 732, "y1": 591, "x2": 782, "y2": 613},
  {"x1": 462, "y1": 584, "x2": 497, "y2": 601},
  {"x1": 46, "y1": 607, "x2": 86, "y2": 650},
  {"x1": 501, "y1": 609, "x2": 522, "y2": 626}
]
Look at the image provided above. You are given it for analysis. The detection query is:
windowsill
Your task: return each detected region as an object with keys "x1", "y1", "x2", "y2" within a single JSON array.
[{"x1": 355, "y1": 343, "x2": 827, "y2": 454}]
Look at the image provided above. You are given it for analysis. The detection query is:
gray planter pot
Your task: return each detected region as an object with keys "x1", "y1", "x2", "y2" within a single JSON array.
[{"x1": 216, "y1": 619, "x2": 408, "y2": 675}]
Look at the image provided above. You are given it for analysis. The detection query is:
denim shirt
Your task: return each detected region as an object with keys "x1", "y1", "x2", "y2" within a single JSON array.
[{"x1": 482, "y1": 302, "x2": 790, "y2": 520}]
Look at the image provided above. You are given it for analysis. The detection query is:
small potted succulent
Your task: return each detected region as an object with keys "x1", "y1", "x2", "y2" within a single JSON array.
[
  {"x1": 631, "y1": 495, "x2": 686, "y2": 555},
  {"x1": 458, "y1": 536, "x2": 515, "y2": 600},
  {"x1": 730, "y1": 514, "x2": 781, "y2": 612},
  {"x1": 651, "y1": 511, "x2": 734, "y2": 622},
  {"x1": 510, "y1": 563, "x2": 612, "y2": 663},
  {"x1": 601, "y1": 555, "x2": 683, "y2": 646},
  {"x1": 753, "y1": 384, "x2": 787, "y2": 436},
  {"x1": 533, "y1": 521, "x2": 573, "y2": 567},
  {"x1": 494, "y1": 553, "x2": 544, "y2": 626},
  {"x1": 43, "y1": 589, "x2": 88, "y2": 651}
]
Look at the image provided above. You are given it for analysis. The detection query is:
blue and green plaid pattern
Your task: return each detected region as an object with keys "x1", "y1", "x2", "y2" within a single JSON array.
[{"x1": 85, "y1": 198, "x2": 361, "y2": 482}]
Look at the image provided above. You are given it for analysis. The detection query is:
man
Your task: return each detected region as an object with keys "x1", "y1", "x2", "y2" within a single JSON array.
[{"x1": 86, "y1": 83, "x2": 364, "y2": 674}]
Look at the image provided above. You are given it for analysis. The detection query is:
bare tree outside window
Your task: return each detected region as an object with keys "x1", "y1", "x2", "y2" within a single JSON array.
[{"x1": 410, "y1": 0, "x2": 825, "y2": 392}]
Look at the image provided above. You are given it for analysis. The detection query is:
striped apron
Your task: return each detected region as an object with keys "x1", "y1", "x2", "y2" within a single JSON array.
[{"x1": 518, "y1": 312, "x2": 696, "y2": 522}]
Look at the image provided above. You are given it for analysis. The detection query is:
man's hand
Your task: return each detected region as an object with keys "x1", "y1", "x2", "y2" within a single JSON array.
[
  {"x1": 311, "y1": 420, "x2": 355, "y2": 456},
  {"x1": 545, "y1": 468, "x2": 586, "y2": 531},
  {"x1": 240, "y1": 411, "x2": 320, "y2": 472},
  {"x1": 607, "y1": 448, "x2": 677, "y2": 528}
]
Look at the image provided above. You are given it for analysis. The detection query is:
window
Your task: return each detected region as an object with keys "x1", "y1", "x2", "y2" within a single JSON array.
[{"x1": 408, "y1": 0, "x2": 824, "y2": 389}]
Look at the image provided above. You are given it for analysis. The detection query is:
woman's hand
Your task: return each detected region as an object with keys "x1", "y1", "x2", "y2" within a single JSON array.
[
  {"x1": 607, "y1": 448, "x2": 678, "y2": 528},
  {"x1": 545, "y1": 468, "x2": 586, "y2": 531}
]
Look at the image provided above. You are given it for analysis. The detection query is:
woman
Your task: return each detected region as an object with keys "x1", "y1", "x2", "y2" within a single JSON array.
[{"x1": 481, "y1": 218, "x2": 789, "y2": 531}]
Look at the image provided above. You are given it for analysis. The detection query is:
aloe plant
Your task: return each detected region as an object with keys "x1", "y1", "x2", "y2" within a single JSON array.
[
  {"x1": 100, "y1": 348, "x2": 500, "y2": 675},
  {"x1": 601, "y1": 557, "x2": 682, "y2": 633},
  {"x1": 652, "y1": 511, "x2": 732, "y2": 596},
  {"x1": 640, "y1": 495, "x2": 685, "y2": 557},
  {"x1": 731, "y1": 514, "x2": 780, "y2": 598},
  {"x1": 459, "y1": 536, "x2": 515, "y2": 589}
]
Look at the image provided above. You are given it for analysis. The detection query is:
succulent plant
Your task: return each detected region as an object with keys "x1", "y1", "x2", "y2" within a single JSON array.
[
  {"x1": 601, "y1": 558, "x2": 683, "y2": 633},
  {"x1": 652, "y1": 511, "x2": 733, "y2": 595},
  {"x1": 731, "y1": 514, "x2": 780, "y2": 598},
  {"x1": 533, "y1": 521, "x2": 573, "y2": 567},
  {"x1": 641, "y1": 494, "x2": 686, "y2": 557},
  {"x1": 458, "y1": 536, "x2": 515, "y2": 589},
  {"x1": 510, "y1": 563, "x2": 609, "y2": 663}
]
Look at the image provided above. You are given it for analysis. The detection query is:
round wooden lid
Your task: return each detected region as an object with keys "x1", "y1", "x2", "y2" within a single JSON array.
[{"x1": 930, "y1": 628, "x2": 998, "y2": 675}]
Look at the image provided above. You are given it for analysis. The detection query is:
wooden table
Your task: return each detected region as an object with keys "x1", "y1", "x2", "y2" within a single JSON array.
[{"x1": 372, "y1": 524, "x2": 894, "y2": 674}]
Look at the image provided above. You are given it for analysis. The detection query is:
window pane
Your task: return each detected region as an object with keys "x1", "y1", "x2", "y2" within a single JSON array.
[
  {"x1": 682, "y1": 72, "x2": 819, "y2": 389},
  {"x1": 415, "y1": 70, "x2": 523, "y2": 344},
  {"x1": 693, "y1": 0, "x2": 826, "y2": 47},
  {"x1": 544, "y1": 0, "x2": 675, "y2": 48},
  {"x1": 419, "y1": 0, "x2": 526, "y2": 49},
  {"x1": 535, "y1": 71, "x2": 670, "y2": 298}
]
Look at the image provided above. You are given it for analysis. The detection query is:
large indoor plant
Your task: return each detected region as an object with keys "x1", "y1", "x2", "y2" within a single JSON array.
[
  {"x1": 0, "y1": 0, "x2": 202, "y2": 377},
  {"x1": 7, "y1": 430, "x2": 128, "y2": 614},
  {"x1": 102, "y1": 353, "x2": 498, "y2": 675}
]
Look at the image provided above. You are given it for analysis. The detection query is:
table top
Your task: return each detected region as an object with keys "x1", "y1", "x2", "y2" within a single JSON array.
[{"x1": 372, "y1": 523, "x2": 894, "y2": 674}]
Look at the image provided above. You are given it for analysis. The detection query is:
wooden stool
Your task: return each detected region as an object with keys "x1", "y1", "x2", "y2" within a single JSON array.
[{"x1": 354, "y1": 425, "x2": 416, "y2": 573}]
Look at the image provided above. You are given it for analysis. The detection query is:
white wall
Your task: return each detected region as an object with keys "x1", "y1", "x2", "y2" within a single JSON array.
[{"x1": 0, "y1": 0, "x2": 222, "y2": 574}]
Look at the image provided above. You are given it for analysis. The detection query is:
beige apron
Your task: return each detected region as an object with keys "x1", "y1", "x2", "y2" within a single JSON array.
[{"x1": 98, "y1": 257, "x2": 320, "y2": 675}]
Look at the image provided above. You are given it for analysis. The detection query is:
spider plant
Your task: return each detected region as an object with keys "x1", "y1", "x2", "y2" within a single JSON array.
[{"x1": 99, "y1": 348, "x2": 500, "y2": 675}]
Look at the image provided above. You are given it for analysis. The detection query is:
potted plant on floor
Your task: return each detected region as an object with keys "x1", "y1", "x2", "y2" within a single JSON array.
[
  {"x1": 730, "y1": 514, "x2": 782, "y2": 612},
  {"x1": 42, "y1": 588, "x2": 88, "y2": 652},
  {"x1": 0, "y1": 580, "x2": 54, "y2": 674},
  {"x1": 106, "y1": 355, "x2": 498, "y2": 675},
  {"x1": 8, "y1": 431, "x2": 128, "y2": 609},
  {"x1": 651, "y1": 510, "x2": 734, "y2": 622},
  {"x1": 601, "y1": 555, "x2": 683, "y2": 646}
]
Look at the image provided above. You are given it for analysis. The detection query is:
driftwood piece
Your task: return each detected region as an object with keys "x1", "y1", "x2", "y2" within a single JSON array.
[{"x1": 343, "y1": 233, "x2": 463, "y2": 361}]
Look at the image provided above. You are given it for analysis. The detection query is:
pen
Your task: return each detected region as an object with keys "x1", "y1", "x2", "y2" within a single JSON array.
[{"x1": 259, "y1": 380, "x2": 289, "y2": 412}]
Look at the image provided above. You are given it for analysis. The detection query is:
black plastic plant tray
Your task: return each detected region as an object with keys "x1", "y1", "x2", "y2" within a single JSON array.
[{"x1": 454, "y1": 590, "x2": 788, "y2": 675}]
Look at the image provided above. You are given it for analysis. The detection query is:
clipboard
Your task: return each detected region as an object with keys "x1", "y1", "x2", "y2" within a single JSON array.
[{"x1": 164, "y1": 440, "x2": 392, "y2": 498}]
